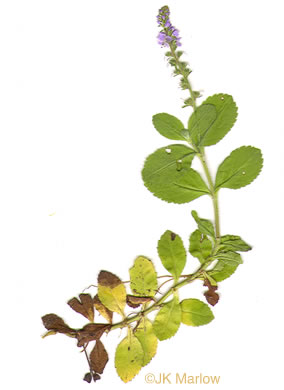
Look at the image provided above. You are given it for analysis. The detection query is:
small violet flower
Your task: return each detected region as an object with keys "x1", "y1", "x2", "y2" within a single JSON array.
[{"x1": 157, "y1": 5, "x2": 182, "y2": 48}]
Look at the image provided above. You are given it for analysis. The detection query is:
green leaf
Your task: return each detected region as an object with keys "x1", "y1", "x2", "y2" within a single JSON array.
[
  {"x1": 142, "y1": 145, "x2": 211, "y2": 204},
  {"x1": 180, "y1": 298, "x2": 214, "y2": 326},
  {"x1": 220, "y1": 235, "x2": 252, "y2": 252},
  {"x1": 188, "y1": 94, "x2": 238, "y2": 146},
  {"x1": 215, "y1": 146, "x2": 263, "y2": 190},
  {"x1": 97, "y1": 271, "x2": 126, "y2": 315},
  {"x1": 174, "y1": 168, "x2": 210, "y2": 198},
  {"x1": 189, "y1": 230, "x2": 212, "y2": 264},
  {"x1": 158, "y1": 231, "x2": 187, "y2": 280},
  {"x1": 191, "y1": 210, "x2": 215, "y2": 239},
  {"x1": 129, "y1": 256, "x2": 158, "y2": 297},
  {"x1": 188, "y1": 104, "x2": 217, "y2": 145},
  {"x1": 135, "y1": 318, "x2": 158, "y2": 367},
  {"x1": 153, "y1": 297, "x2": 181, "y2": 340},
  {"x1": 115, "y1": 332, "x2": 144, "y2": 383},
  {"x1": 152, "y1": 113, "x2": 186, "y2": 140},
  {"x1": 209, "y1": 251, "x2": 243, "y2": 282}
]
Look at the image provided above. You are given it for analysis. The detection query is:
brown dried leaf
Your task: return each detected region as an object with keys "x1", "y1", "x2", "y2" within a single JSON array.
[
  {"x1": 76, "y1": 323, "x2": 111, "y2": 347},
  {"x1": 98, "y1": 270, "x2": 122, "y2": 288},
  {"x1": 90, "y1": 340, "x2": 109, "y2": 374},
  {"x1": 83, "y1": 373, "x2": 92, "y2": 383},
  {"x1": 67, "y1": 293, "x2": 94, "y2": 322},
  {"x1": 203, "y1": 279, "x2": 219, "y2": 306},
  {"x1": 126, "y1": 295, "x2": 153, "y2": 308},
  {"x1": 92, "y1": 373, "x2": 101, "y2": 382},
  {"x1": 93, "y1": 294, "x2": 113, "y2": 323},
  {"x1": 41, "y1": 314, "x2": 75, "y2": 335}
]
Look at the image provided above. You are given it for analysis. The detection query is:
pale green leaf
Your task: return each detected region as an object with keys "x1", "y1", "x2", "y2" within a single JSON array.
[
  {"x1": 189, "y1": 230, "x2": 212, "y2": 264},
  {"x1": 215, "y1": 146, "x2": 263, "y2": 190},
  {"x1": 209, "y1": 251, "x2": 243, "y2": 282},
  {"x1": 153, "y1": 298, "x2": 181, "y2": 340},
  {"x1": 188, "y1": 94, "x2": 238, "y2": 146},
  {"x1": 180, "y1": 298, "x2": 214, "y2": 326},
  {"x1": 158, "y1": 230, "x2": 186, "y2": 280},
  {"x1": 135, "y1": 318, "x2": 158, "y2": 367},
  {"x1": 220, "y1": 235, "x2": 252, "y2": 252},
  {"x1": 152, "y1": 113, "x2": 186, "y2": 140},
  {"x1": 191, "y1": 210, "x2": 215, "y2": 239},
  {"x1": 142, "y1": 144, "x2": 204, "y2": 204},
  {"x1": 98, "y1": 271, "x2": 126, "y2": 315},
  {"x1": 115, "y1": 333, "x2": 144, "y2": 383},
  {"x1": 129, "y1": 256, "x2": 158, "y2": 297}
]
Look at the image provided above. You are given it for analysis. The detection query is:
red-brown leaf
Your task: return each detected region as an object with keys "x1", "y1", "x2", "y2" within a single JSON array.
[
  {"x1": 41, "y1": 313, "x2": 75, "y2": 335},
  {"x1": 90, "y1": 340, "x2": 109, "y2": 374},
  {"x1": 76, "y1": 323, "x2": 111, "y2": 347},
  {"x1": 126, "y1": 295, "x2": 153, "y2": 308},
  {"x1": 67, "y1": 293, "x2": 94, "y2": 322},
  {"x1": 203, "y1": 279, "x2": 219, "y2": 306}
]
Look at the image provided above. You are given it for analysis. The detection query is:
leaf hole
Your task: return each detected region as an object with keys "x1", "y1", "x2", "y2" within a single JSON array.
[
  {"x1": 242, "y1": 171, "x2": 246, "y2": 175},
  {"x1": 165, "y1": 148, "x2": 171, "y2": 154},
  {"x1": 220, "y1": 96, "x2": 225, "y2": 101},
  {"x1": 176, "y1": 159, "x2": 182, "y2": 171}
]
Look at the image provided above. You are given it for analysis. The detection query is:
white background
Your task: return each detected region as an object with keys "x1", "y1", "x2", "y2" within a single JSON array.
[{"x1": 0, "y1": 0, "x2": 283, "y2": 388}]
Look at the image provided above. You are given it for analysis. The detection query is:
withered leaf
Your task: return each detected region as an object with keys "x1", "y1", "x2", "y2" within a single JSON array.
[
  {"x1": 92, "y1": 373, "x2": 101, "y2": 382},
  {"x1": 90, "y1": 340, "x2": 109, "y2": 374},
  {"x1": 83, "y1": 372, "x2": 92, "y2": 383},
  {"x1": 98, "y1": 270, "x2": 121, "y2": 288},
  {"x1": 41, "y1": 314, "x2": 75, "y2": 335},
  {"x1": 126, "y1": 295, "x2": 153, "y2": 309},
  {"x1": 203, "y1": 279, "x2": 219, "y2": 306},
  {"x1": 67, "y1": 293, "x2": 94, "y2": 322},
  {"x1": 98, "y1": 270, "x2": 126, "y2": 314},
  {"x1": 76, "y1": 323, "x2": 111, "y2": 347},
  {"x1": 93, "y1": 294, "x2": 113, "y2": 323}
]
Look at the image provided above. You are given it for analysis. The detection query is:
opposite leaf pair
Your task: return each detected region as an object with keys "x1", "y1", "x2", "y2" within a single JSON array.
[{"x1": 142, "y1": 94, "x2": 263, "y2": 205}]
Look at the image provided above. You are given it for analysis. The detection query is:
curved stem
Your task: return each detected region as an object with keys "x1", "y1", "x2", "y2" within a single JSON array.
[{"x1": 110, "y1": 265, "x2": 204, "y2": 332}]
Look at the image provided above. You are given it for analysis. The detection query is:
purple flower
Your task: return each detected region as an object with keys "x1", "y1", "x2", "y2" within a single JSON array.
[{"x1": 156, "y1": 6, "x2": 182, "y2": 48}]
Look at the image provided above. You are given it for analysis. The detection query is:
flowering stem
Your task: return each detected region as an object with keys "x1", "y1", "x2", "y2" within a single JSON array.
[
  {"x1": 168, "y1": 43, "x2": 221, "y2": 239},
  {"x1": 168, "y1": 43, "x2": 197, "y2": 111}
]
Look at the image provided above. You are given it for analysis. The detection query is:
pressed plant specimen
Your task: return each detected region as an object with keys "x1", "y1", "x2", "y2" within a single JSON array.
[{"x1": 42, "y1": 6, "x2": 263, "y2": 383}]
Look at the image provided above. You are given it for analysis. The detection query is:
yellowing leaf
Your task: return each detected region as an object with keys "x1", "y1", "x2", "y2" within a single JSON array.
[
  {"x1": 135, "y1": 318, "x2": 158, "y2": 367},
  {"x1": 93, "y1": 294, "x2": 113, "y2": 323},
  {"x1": 153, "y1": 297, "x2": 181, "y2": 340},
  {"x1": 180, "y1": 298, "x2": 214, "y2": 326},
  {"x1": 129, "y1": 256, "x2": 158, "y2": 297},
  {"x1": 98, "y1": 271, "x2": 126, "y2": 315},
  {"x1": 115, "y1": 332, "x2": 144, "y2": 383}
]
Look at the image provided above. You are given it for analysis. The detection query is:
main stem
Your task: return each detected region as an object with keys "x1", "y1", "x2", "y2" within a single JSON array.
[
  {"x1": 169, "y1": 43, "x2": 221, "y2": 239},
  {"x1": 109, "y1": 44, "x2": 222, "y2": 333}
]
